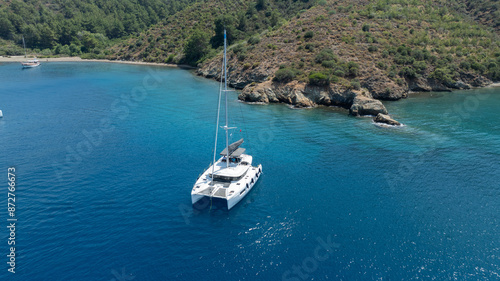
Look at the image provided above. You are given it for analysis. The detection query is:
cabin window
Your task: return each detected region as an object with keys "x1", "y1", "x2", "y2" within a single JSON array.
[
  {"x1": 229, "y1": 157, "x2": 241, "y2": 163},
  {"x1": 213, "y1": 174, "x2": 244, "y2": 182}
]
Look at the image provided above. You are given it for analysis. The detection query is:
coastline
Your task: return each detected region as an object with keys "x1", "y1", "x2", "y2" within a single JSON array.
[
  {"x1": 2, "y1": 55, "x2": 497, "y2": 88},
  {"x1": 0, "y1": 56, "x2": 196, "y2": 69}
]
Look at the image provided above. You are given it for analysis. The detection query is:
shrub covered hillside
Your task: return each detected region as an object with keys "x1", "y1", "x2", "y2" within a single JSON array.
[
  {"x1": 111, "y1": 0, "x2": 315, "y2": 65},
  {"x1": 193, "y1": 0, "x2": 500, "y2": 102},
  {"x1": 463, "y1": 0, "x2": 500, "y2": 32},
  {"x1": 2, "y1": 0, "x2": 499, "y2": 101},
  {"x1": 0, "y1": 0, "x2": 199, "y2": 57}
]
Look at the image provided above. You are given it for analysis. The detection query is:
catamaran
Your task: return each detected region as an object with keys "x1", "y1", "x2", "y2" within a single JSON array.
[
  {"x1": 20, "y1": 36, "x2": 40, "y2": 68},
  {"x1": 191, "y1": 30, "x2": 262, "y2": 210}
]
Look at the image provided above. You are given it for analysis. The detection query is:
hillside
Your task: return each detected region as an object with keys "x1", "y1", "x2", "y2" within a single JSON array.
[
  {"x1": 107, "y1": 0, "x2": 500, "y2": 114},
  {"x1": 0, "y1": 0, "x2": 199, "y2": 56},
  {"x1": 463, "y1": 0, "x2": 500, "y2": 32},
  {"x1": 195, "y1": 0, "x2": 500, "y2": 112},
  {"x1": 111, "y1": 0, "x2": 315, "y2": 64}
]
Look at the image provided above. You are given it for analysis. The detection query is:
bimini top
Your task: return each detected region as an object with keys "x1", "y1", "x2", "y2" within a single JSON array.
[{"x1": 220, "y1": 138, "x2": 245, "y2": 157}]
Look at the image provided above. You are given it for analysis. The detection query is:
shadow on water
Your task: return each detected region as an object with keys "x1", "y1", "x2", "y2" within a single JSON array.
[{"x1": 192, "y1": 196, "x2": 229, "y2": 212}]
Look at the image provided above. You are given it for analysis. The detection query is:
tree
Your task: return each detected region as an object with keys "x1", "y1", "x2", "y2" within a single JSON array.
[
  {"x1": 237, "y1": 12, "x2": 247, "y2": 31},
  {"x1": 270, "y1": 10, "x2": 280, "y2": 27},
  {"x1": 0, "y1": 15, "x2": 14, "y2": 39},
  {"x1": 184, "y1": 29, "x2": 210, "y2": 66},
  {"x1": 23, "y1": 24, "x2": 41, "y2": 48},
  {"x1": 108, "y1": 19, "x2": 125, "y2": 39},
  {"x1": 256, "y1": 0, "x2": 267, "y2": 11},
  {"x1": 210, "y1": 15, "x2": 236, "y2": 48},
  {"x1": 38, "y1": 24, "x2": 56, "y2": 49},
  {"x1": 79, "y1": 31, "x2": 99, "y2": 52}
]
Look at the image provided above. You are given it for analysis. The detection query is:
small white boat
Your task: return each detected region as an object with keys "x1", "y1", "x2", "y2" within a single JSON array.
[
  {"x1": 21, "y1": 58, "x2": 40, "y2": 68},
  {"x1": 0, "y1": 110, "x2": 3, "y2": 118},
  {"x1": 20, "y1": 36, "x2": 40, "y2": 69},
  {"x1": 191, "y1": 30, "x2": 262, "y2": 210}
]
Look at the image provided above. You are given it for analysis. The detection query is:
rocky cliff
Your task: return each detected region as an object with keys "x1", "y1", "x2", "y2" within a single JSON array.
[{"x1": 197, "y1": 55, "x2": 493, "y2": 123}]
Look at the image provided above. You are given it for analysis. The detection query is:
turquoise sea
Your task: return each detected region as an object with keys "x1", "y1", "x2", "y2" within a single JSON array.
[{"x1": 0, "y1": 62, "x2": 499, "y2": 280}]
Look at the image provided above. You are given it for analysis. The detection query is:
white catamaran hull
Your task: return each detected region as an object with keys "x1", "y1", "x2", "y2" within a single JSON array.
[
  {"x1": 226, "y1": 165, "x2": 262, "y2": 209},
  {"x1": 192, "y1": 158, "x2": 262, "y2": 210}
]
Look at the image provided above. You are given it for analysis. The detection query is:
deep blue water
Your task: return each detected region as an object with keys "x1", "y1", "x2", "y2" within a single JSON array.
[{"x1": 0, "y1": 62, "x2": 499, "y2": 280}]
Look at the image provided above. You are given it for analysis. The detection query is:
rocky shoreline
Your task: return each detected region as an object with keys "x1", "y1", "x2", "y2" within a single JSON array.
[
  {"x1": 4, "y1": 55, "x2": 493, "y2": 126},
  {"x1": 196, "y1": 61, "x2": 495, "y2": 126}
]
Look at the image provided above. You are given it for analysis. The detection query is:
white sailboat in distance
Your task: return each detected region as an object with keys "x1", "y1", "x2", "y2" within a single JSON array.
[
  {"x1": 191, "y1": 30, "x2": 262, "y2": 210},
  {"x1": 21, "y1": 36, "x2": 40, "y2": 69}
]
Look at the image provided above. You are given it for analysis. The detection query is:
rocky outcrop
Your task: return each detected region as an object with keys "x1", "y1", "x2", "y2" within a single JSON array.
[
  {"x1": 197, "y1": 54, "x2": 272, "y2": 89},
  {"x1": 407, "y1": 74, "x2": 492, "y2": 92},
  {"x1": 460, "y1": 73, "x2": 492, "y2": 87},
  {"x1": 373, "y1": 113, "x2": 402, "y2": 126},
  {"x1": 361, "y1": 74, "x2": 407, "y2": 100},
  {"x1": 239, "y1": 80, "x2": 315, "y2": 107},
  {"x1": 240, "y1": 81, "x2": 390, "y2": 117},
  {"x1": 408, "y1": 76, "x2": 433, "y2": 92},
  {"x1": 349, "y1": 93, "x2": 389, "y2": 116},
  {"x1": 240, "y1": 81, "x2": 361, "y2": 108},
  {"x1": 197, "y1": 51, "x2": 493, "y2": 124},
  {"x1": 408, "y1": 77, "x2": 452, "y2": 92}
]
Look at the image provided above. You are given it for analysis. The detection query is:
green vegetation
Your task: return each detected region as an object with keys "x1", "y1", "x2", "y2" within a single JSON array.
[
  {"x1": 304, "y1": 31, "x2": 314, "y2": 39},
  {"x1": 356, "y1": 0, "x2": 500, "y2": 83},
  {"x1": 461, "y1": 0, "x2": 500, "y2": 32},
  {"x1": 0, "y1": 0, "x2": 199, "y2": 56},
  {"x1": 183, "y1": 29, "x2": 210, "y2": 66},
  {"x1": 274, "y1": 68, "x2": 298, "y2": 83},
  {"x1": 308, "y1": 71, "x2": 331, "y2": 86},
  {"x1": 312, "y1": 49, "x2": 359, "y2": 79},
  {"x1": 350, "y1": 79, "x2": 361, "y2": 90},
  {"x1": 114, "y1": 0, "x2": 314, "y2": 64},
  {"x1": 2, "y1": 0, "x2": 499, "y2": 90}
]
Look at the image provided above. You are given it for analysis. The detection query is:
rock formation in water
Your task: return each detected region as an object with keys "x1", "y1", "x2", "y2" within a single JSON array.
[{"x1": 373, "y1": 113, "x2": 402, "y2": 126}]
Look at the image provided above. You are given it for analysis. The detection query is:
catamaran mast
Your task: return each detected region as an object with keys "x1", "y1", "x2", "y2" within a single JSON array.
[
  {"x1": 224, "y1": 30, "x2": 229, "y2": 168},
  {"x1": 211, "y1": 58, "x2": 223, "y2": 181},
  {"x1": 211, "y1": 29, "x2": 230, "y2": 179}
]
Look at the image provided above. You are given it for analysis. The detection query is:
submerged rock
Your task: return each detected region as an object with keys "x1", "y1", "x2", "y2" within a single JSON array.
[{"x1": 373, "y1": 113, "x2": 402, "y2": 126}]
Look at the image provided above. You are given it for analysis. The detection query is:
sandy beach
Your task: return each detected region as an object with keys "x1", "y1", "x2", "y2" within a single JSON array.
[{"x1": 0, "y1": 55, "x2": 195, "y2": 68}]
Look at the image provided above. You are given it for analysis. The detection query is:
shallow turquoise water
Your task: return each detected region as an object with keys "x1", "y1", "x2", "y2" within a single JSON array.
[{"x1": 0, "y1": 62, "x2": 498, "y2": 280}]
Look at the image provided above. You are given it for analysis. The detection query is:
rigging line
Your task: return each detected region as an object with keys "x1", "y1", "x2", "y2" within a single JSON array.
[
  {"x1": 210, "y1": 35, "x2": 225, "y2": 214},
  {"x1": 238, "y1": 99, "x2": 250, "y2": 144},
  {"x1": 211, "y1": 50, "x2": 225, "y2": 180}
]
